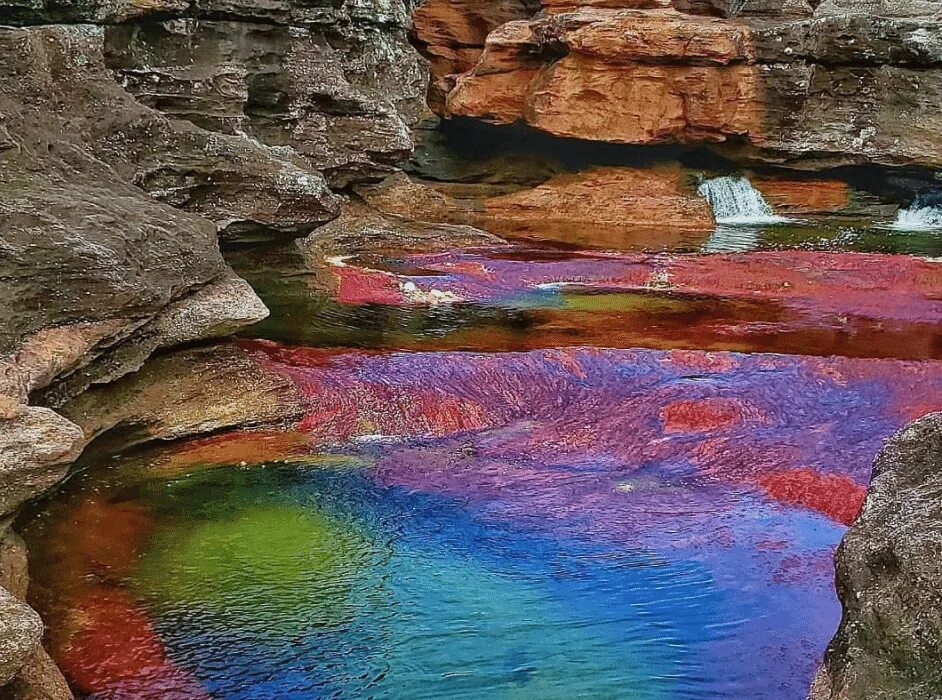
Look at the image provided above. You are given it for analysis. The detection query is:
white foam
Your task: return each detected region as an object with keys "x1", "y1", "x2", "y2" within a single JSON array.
[
  {"x1": 697, "y1": 176, "x2": 788, "y2": 225},
  {"x1": 890, "y1": 205, "x2": 942, "y2": 231}
]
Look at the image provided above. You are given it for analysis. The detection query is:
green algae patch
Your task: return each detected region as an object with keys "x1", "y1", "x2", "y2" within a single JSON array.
[
  {"x1": 561, "y1": 290, "x2": 696, "y2": 314},
  {"x1": 132, "y1": 500, "x2": 376, "y2": 634}
]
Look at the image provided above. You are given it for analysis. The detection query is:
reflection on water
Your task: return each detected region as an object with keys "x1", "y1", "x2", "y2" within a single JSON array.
[{"x1": 229, "y1": 243, "x2": 942, "y2": 360}]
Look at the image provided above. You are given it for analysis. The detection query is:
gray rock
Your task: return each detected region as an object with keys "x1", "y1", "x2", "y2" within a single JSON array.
[
  {"x1": 812, "y1": 412, "x2": 942, "y2": 700},
  {"x1": 0, "y1": 402, "x2": 84, "y2": 519},
  {"x1": 104, "y1": 15, "x2": 428, "y2": 187},
  {"x1": 0, "y1": 588, "x2": 41, "y2": 687},
  {"x1": 0, "y1": 23, "x2": 276, "y2": 405}
]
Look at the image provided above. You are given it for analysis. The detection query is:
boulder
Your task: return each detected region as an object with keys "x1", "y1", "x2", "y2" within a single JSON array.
[
  {"x1": 812, "y1": 413, "x2": 942, "y2": 700},
  {"x1": 0, "y1": 588, "x2": 42, "y2": 687}
]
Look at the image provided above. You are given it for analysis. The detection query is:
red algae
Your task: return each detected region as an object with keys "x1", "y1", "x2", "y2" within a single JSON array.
[
  {"x1": 330, "y1": 249, "x2": 942, "y2": 325},
  {"x1": 661, "y1": 398, "x2": 750, "y2": 433},
  {"x1": 23, "y1": 493, "x2": 210, "y2": 699},
  {"x1": 60, "y1": 589, "x2": 211, "y2": 699},
  {"x1": 758, "y1": 469, "x2": 868, "y2": 526}
]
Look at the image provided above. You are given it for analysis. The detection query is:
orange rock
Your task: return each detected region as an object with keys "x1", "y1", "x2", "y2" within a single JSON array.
[
  {"x1": 443, "y1": 9, "x2": 764, "y2": 144},
  {"x1": 482, "y1": 166, "x2": 716, "y2": 242},
  {"x1": 411, "y1": 0, "x2": 537, "y2": 110},
  {"x1": 528, "y1": 57, "x2": 762, "y2": 143},
  {"x1": 356, "y1": 169, "x2": 714, "y2": 249},
  {"x1": 752, "y1": 178, "x2": 851, "y2": 214}
]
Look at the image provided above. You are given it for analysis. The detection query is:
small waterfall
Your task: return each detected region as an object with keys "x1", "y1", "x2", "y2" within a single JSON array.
[
  {"x1": 697, "y1": 176, "x2": 787, "y2": 225},
  {"x1": 890, "y1": 201, "x2": 942, "y2": 231}
]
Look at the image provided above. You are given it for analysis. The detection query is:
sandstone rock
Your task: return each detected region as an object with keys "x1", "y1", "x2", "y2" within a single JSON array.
[
  {"x1": 444, "y1": 10, "x2": 764, "y2": 142},
  {"x1": 411, "y1": 0, "x2": 537, "y2": 111},
  {"x1": 0, "y1": 531, "x2": 29, "y2": 602},
  {"x1": 434, "y1": 5, "x2": 942, "y2": 167},
  {"x1": 356, "y1": 167, "x2": 714, "y2": 248},
  {"x1": 482, "y1": 166, "x2": 716, "y2": 240},
  {"x1": 0, "y1": 588, "x2": 42, "y2": 687},
  {"x1": 751, "y1": 177, "x2": 851, "y2": 214},
  {"x1": 812, "y1": 412, "x2": 942, "y2": 700},
  {"x1": 0, "y1": 648, "x2": 73, "y2": 700},
  {"x1": 105, "y1": 15, "x2": 428, "y2": 188},
  {"x1": 60, "y1": 343, "x2": 305, "y2": 450},
  {"x1": 300, "y1": 201, "x2": 501, "y2": 259},
  {"x1": 0, "y1": 403, "x2": 84, "y2": 518},
  {"x1": 0, "y1": 532, "x2": 72, "y2": 700}
]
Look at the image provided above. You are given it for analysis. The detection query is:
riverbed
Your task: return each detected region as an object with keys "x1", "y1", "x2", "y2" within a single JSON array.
[{"x1": 17, "y1": 158, "x2": 942, "y2": 699}]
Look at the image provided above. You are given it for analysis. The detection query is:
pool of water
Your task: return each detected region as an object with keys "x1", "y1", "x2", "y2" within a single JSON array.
[{"x1": 18, "y1": 206, "x2": 942, "y2": 698}]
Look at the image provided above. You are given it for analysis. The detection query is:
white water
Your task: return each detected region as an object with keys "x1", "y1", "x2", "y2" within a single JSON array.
[
  {"x1": 697, "y1": 176, "x2": 788, "y2": 225},
  {"x1": 890, "y1": 204, "x2": 942, "y2": 231}
]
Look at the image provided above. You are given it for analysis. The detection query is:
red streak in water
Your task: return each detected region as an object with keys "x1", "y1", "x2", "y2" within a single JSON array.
[
  {"x1": 758, "y1": 468, "x2": 867, "y2": 525},
  {"x1": 335, "y1": 265, "x2": 403, "y2": 305},
  {"x1": 661, "y1": 398, "x2": 744, "y2": 433},
  {"x1": 61, "y1": 589, "x2": 210, "y2": 699}
]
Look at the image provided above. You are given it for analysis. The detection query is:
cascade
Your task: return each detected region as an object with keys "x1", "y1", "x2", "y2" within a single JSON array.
[
  {"x1": 697, "y1": 176, "x2": 787, "y2": 225},
  {"x1": 891, "y1": 199, "x2": 942, "y2": 231}
]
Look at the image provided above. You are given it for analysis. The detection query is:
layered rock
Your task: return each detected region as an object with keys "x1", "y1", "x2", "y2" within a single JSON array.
[
  {"x1": 104, "y1": 14, "x2": 427, "y2": 188},
  {"x1": 424, "y1": 4, "x2": 942, "y2": 168},
  {"x1": 411, "y1": 0, "x2": 538, "y2": 111},
  {"x1": 812, "y1": 412, "x2": 942, "y2": 700},
  {"x1": 0, "y1": 2, "x2": 427, "y2": 694},
  {"x1": 2, "y1": 24, "x2": 342, "y2": 243}
]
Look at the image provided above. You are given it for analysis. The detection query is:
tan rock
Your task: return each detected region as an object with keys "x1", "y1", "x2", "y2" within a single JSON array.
[
  {"x1": 0, "y1": 404, "x2": 84, "y2": 518},
  {"x1": 355, "y1": 168, "x2": 714, "y2": 249},
  {"x1": 752, "y1": 177, "x2": 851, "y2": 214},
  {"x1": 481, "y1": 166, "x2": 716, "y2": 244},
  {"x1": 0, "y1": 587, "x2": 42, "y2": 687},
  {"x1": 2, "y1": 647, "x2": 73, "y2": 700}
]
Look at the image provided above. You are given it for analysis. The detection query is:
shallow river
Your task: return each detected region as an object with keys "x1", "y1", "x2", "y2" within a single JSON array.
[{"x1": 18, "y1": 211, "x2": 942, "y2": 698}]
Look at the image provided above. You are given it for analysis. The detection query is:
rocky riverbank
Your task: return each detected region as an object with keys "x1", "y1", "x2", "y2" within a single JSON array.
[
  {"x1": 1, "y1": 0, "x2": 942, "y2": 697},
  {"x1": 0, "y1": 0, "x2": 428, "y2": 693}
]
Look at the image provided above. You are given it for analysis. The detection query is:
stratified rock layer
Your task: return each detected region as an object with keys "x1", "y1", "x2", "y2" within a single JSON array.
[
  {"x1": 0, "y1": 3, "x2": 426, "y2": 692},
  {"x1": 423, "y1": 4, "x2": 942, "y2": 167},
  {"x1": 812, "y1": 412, "x2": 942, "y2": 700}
]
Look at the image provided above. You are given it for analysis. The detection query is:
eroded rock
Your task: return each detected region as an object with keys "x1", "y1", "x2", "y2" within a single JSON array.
[
  {"x1": 105, "y1": 13, "x2": 428, "y2": 188},
  {"x1": 426, "y1": 5, "x2": 942, "y2": 168},
  {"x1": 812, "y1": 412, "x2": 942, "y2": 700}
]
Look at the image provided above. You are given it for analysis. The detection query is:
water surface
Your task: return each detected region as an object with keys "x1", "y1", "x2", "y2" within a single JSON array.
[{"x1": 20, "y1": 190, "x2": 942, "y2": 698}]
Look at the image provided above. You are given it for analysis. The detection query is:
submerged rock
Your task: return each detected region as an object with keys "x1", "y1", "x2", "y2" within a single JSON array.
[{"x1": 812, "y1": 412, "x2": 942, "y2": 700}]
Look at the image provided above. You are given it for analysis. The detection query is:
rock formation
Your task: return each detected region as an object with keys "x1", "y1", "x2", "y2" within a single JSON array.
[
  {"x1": 418, "y1": 1, "x2": 942, "y2": 168},
  {"x1": 0, "y1": 1, "x2": 427, "y2": 696},
  {"x1": 811, "y1": 412, "x2": 942, "y2": 700}
]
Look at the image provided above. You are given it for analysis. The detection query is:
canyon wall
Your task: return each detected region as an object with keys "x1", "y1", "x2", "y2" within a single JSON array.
[
  {"x1": 0, "y1": 1, "x2": 426, "y2": 695},
  {"x1": 417, "y1": 0, "x2": 942, "y2": 169}
]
